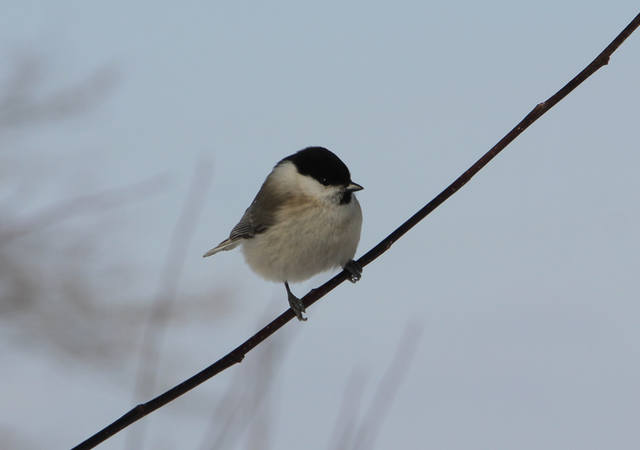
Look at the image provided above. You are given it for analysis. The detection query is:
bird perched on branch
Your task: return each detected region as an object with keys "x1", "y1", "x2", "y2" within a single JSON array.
[{"x1": 203, "y1": 146, "x2": 364, "y2": 321}]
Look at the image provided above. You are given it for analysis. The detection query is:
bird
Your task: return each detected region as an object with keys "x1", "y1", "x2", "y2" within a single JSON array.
[{"x1": 203, "y1": 146, "x2": 364, "y2": 321}]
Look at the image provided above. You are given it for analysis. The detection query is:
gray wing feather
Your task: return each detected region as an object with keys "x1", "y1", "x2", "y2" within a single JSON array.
[{"x1": 203, "y1": 174, "x2": 284, "y2": 258}]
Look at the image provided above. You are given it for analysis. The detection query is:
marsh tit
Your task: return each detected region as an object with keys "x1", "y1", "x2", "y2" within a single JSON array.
[{"x1": 203, "y1": 146, "x2": 364, "y2": 321}]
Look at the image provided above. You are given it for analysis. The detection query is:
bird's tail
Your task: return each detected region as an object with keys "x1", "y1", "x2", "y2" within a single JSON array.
[{"x1": 202, "y1": 238, "x2": 240, "y2": 257}]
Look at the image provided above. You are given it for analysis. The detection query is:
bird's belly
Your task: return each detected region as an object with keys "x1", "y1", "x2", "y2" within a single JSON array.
[{"x1": 241, "y1": 201, "x2": 361, "y2": 282}]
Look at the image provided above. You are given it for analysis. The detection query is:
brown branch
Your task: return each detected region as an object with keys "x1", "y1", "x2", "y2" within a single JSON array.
[{"x1": 72, "y1": 12, "x2": 640, "y2": 450}]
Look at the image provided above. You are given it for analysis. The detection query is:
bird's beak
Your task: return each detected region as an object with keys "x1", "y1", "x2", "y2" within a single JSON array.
[{"x1": 346, "y1": 182, "x2": 364, "y2": 192}]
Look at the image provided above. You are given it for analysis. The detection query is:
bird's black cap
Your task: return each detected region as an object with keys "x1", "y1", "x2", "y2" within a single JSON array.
[{"x1": 280, "y1": 146, "x2": 351, "y2": 187}]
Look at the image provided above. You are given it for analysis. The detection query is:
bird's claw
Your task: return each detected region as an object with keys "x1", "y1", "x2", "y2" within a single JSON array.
[
  {"x1": 285, "y1": 282, "x2": 307, "y2": 321},
  {"x1": 288, "y1": 295, "x2": 307, "y2": 321},
  {"x1": 344, "y1": 260, "x2": 363, "y2": 283}
]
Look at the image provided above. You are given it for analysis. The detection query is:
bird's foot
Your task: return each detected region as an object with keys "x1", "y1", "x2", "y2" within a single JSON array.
[
  {"x1": 285, "y1": 282, "x2": 307, "y2": 321},
  {"x1": 344, "y1": 259, "x2": 363, "y2": 283}
]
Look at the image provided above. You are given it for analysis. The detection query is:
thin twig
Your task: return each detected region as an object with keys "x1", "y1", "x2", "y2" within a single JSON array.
[{"x1": 72, "y1": 12, "x2": 640, "y2": 450}]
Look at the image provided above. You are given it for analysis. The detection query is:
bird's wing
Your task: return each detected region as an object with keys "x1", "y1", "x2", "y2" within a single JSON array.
[
  {"x1": 228, "y1": 204, "x2": 270, "y2": 240},
  {"x1": 203, "y1": 175, "x2": 284, "y2": 257}
]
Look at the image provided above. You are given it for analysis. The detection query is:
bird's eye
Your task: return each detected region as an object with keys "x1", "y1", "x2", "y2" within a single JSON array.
[{"x1": 320, "y1": 177, "x2": 329, "y2": 185}]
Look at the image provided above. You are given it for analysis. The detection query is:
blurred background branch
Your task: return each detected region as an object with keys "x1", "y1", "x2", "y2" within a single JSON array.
[
  {"x1": 0, "y1": 51, "x2": 137, "y2": 357},
  {"x1": 0, "y1": 174, "x2": 168, "y2": 244},
  {"x1": 0, "y1": 53, "x2": 117, "y2": 129},
  {"x1": 0, "y1": 48, "x2": 236, "y2": 445},
  {"x1": 127, "y1": 159, "x2": 213, "y2": 449}
]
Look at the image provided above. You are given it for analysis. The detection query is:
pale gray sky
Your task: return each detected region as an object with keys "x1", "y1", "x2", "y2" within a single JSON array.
[{"x1": 1, "y1": 2, "x2": 639, "y2": 449}]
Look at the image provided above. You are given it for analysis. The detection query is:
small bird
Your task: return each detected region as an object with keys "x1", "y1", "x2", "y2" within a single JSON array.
[{"x1": 203, "y1": 146, "x2": 364, "y2": 321}]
